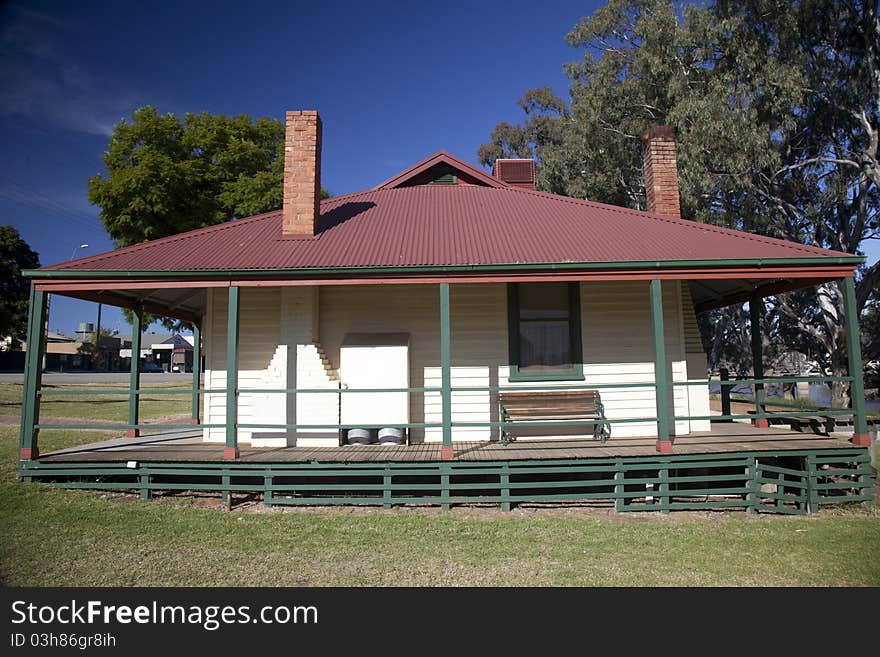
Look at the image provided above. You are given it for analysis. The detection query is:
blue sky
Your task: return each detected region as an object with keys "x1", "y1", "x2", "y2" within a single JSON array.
[{"x1": 1, "y1": 0, "x2": 877, "y2": 336}]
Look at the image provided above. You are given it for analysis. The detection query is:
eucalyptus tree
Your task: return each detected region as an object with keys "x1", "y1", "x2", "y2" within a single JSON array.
[{"x1": 480, "y1": 0, "x2": 879, "y2": 406}]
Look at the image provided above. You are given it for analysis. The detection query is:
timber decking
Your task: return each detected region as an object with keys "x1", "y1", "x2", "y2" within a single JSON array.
[{"x1": 36, "y1": 422, "x2": 857, "y2": 464}]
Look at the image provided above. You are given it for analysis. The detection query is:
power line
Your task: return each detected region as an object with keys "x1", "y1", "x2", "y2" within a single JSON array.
[{"x1": 0, "y1": 178, "x2": 106, "y2": 231}]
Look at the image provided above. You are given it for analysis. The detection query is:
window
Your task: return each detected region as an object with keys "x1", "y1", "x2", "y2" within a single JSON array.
[
  {"x1": 429, "y1": 169, "x2": 457, "y2": 184},
  {"x1": 507, "y1": 282, "x2": 583, "y2": 380}
]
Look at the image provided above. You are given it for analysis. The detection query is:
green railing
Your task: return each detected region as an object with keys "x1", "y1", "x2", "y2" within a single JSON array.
[
  {"x1": 20, "y1": 448, "x2": 872, "y2": 513},
  {"x1": 30, "y1": 373, "x2": 870, "y2": 436},
  {"x1": 23, "y1": 375, "x2": 873, "y2": 513}
]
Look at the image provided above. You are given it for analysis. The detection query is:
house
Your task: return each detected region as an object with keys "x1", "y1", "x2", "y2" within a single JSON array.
[
  {"x1": 17, "y1": 111, "x2": 872, "y2": 512},
  {"x1": 22, "y1": 332, "x2": 90, "y2": 371},
  {"x1": 118, "y1": 332, "x2": 194, "y2": 372}
]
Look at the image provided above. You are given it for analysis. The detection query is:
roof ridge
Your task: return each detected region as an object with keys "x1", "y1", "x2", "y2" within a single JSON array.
[
  {"x1": 497, "y1": 185, "x2": 847, "y2": 258},
  {"x1": 49, "y1": 210, "x2": 281, "y2": 269},
  {"x1": 373, "y1": 151, "x2": 507, "y2": 190},
  {"x1": 318, "y1": 188, "x2": 382, "y2": 205}
]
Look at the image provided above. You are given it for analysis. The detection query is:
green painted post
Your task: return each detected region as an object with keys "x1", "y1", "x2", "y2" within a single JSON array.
[
  {"x1": 18, "y1": 285, "x2": 36, "y2": 456},
  {"x1": 659, "y1": 467, "x2": 670, "y2": 513},
  {"x1": 798, "y1": 468, "x2": 809, "y2": 514},
  {"x1": 841, "y1": 277, "x2": 870, "y2": 446},
  {"x1": 500, "y1": 463, "x2": 511, "y2": 512},
  {"x1": 222, "y1": 474, "x2": 231, "y2": 509},
  {"x1": 191, "y1": 320, "x2": 201, "y2": 424},
  {"x1": 383, "y1": 465, "x2": 392, "y2": 509},
  {"x1": 750, "y1": 294, "x2": 768, "y2": 429},
  {"x1": 746, "y1": 457, "x2": 758, "y2": 514},
  {"x1": 439, "y1": 282, "x2": 453, "y2": 459},
  {"x1": 20, "y1": 287, "x2": 47, "y2": 461},
  {"x1": 225, "y1": 286, "x2": 240, "y2": 460},
  {"x1": 139, "y1": 473, "x2": 151, "y2": 500},
  {"x1": 806, "y1": 454, "x2": 819, "y2": 513},
  {"x1": 440, "y1": 463, "x2": 451, "y2": 510},
  {"x1": 776, "y1": 471, "x2": 786, "y2": 510},
  {"x1": 127, "y1": 307, "x2": 142, "y2": 437},
  {"x1": 650, "y1": 280, "x2": 672, "y2": 453},
  {"x1": 614, "y1": 459, "x2": 625, "y2": 512},
  {"x1": 264, "y1": 472, "x2": 273, "y2": 508}
]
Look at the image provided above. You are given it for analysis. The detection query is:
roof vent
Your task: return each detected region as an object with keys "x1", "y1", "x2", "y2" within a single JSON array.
[{"x1": 492, "y1": 159, "x2": 536, "y2": 189}]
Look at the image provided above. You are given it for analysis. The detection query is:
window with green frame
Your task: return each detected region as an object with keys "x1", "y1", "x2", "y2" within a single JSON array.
[{"x1": 507, "y1": 281, "x2": 584, "y2": 381}]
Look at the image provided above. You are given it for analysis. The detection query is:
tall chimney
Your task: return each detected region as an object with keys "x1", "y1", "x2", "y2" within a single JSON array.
[
  {"x1": 492, "y1": 158, "x2": 536, "y2": 190},
  {"x1": 283, "y1": 110, "x2": 322, "y2": 237},
  {"x1": 641, "y1": 126, "x2": 681, "y2": 219}
]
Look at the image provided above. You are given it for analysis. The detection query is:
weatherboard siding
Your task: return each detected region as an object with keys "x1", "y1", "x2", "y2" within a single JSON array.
[
  {"x1": 682, "y1": 283, "x2": 711, "y2": 432},
  {"x1": 202, "y1": 281, "x2": 708, "y2": 444},
  {"x1": 203, "y1": 287, "x2": 338, "y2": 446},
  {"x1": 203, "y1": 287, "x2": 287, "y2": 444}
]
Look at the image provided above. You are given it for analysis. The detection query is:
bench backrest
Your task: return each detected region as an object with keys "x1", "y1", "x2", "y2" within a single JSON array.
[{"x1": 498, "y1": 390, "x2": 603, "y2": 418}]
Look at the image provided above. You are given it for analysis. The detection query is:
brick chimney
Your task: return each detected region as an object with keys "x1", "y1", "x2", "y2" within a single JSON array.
[
  {"x1": 283, "y1": 110, "x2": 322, "y2": 237},
  {"x1": 641, "y1": 126, "x2": 681, "y2": 218},
  {"x1": 492, "y1": 158, "x2": 536, "y2": 190}
]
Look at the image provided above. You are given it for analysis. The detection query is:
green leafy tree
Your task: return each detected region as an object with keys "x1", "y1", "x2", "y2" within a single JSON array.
[
  {"x1": 89, "y1": 106, "x2": 330, "y2": 329},
  {"x1": 481, "y1": 0, "x2": 879, "y2": 407},
  {"x1": 89, "y1": 107, "x2": 288, "y2": 246},
  {"x1": 0, "y1": 226, "x2": 40, "y2": 348}
]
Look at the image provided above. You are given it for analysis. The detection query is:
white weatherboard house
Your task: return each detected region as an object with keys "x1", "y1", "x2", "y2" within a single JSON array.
[{"x1": 20, "y1": 111, "x2": 871, "y2": 513}]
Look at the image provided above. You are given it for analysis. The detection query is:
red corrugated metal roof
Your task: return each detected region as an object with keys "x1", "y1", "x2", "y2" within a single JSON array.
[{"x1": 43, "y1": 155, "x2": 852, "y2": 273}]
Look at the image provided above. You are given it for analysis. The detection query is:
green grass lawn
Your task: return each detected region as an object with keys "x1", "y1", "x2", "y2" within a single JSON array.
[
  {"x1": 0, "y1": 420, "x2": 877, "y2": 586},
  {"x1": 0, "y1": 382, "x2": 191, "y2": 423}
]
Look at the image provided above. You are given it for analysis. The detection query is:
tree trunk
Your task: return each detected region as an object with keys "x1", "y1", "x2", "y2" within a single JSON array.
[{"x1": 829, "y1": 333, "x2": 849, "y2": 409}]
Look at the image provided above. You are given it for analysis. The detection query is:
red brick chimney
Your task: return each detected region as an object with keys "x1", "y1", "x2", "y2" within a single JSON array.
[
  {"x1": 283, "y1": 110, "x2": 322, "y2": 237},
  {"x1": 492, "y1": 159, "x2": 536, "y2": 190},
  {"x1": 641, "y1": 126, "x2": 681, "y2": 219}
]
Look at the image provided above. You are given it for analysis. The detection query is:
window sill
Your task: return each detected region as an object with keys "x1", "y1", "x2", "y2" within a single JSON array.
[{"x1": 508, "y1": 371, "x2": 586, "y2": 383}]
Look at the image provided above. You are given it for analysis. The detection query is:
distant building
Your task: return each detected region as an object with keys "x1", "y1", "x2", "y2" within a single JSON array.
[{"x1": 118, "y1": 332, "x2": 193, "y2": 372}]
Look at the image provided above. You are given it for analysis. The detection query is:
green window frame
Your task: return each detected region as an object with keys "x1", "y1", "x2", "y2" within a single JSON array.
[
  {"x1": 430, "y1": 171, "x2": 458, "y2": 184},
  {"x1": 507, "y1": 281, "x2": 584, "y2": 382}
]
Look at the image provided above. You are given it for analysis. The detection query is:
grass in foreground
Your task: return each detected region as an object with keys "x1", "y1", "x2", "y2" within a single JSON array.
[{"x1": 0, "y1": 425, "x2": 877, "y2": 586}]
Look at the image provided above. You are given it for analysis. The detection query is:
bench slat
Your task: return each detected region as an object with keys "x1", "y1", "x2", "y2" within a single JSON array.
[{"x1": 498, "y1": 389, "x2": 610, "y2": 445}]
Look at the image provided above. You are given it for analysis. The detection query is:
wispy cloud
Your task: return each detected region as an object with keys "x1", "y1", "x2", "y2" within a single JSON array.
[{"x1": 0, "y1": 5, "x2": 137, "y2": 136}]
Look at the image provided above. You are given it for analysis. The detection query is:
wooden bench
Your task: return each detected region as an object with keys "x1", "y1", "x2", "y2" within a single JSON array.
[{"x1": 498, "y1": 390, "x2": 611, "y2": 446}]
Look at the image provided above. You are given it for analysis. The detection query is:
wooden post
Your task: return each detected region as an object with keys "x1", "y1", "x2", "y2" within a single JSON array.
[
  {"x1": 126, "y1": 307, "x2": 142, "y2": 437},
  {"x1": 222, "y1": 474, "x2": 232, "y2": 510},
  {"x1": 746, "y1": 457, "x2": 758, "y2": 514},
  {"x1": 750, "y1": 294, "x2": 768, "y2": 429},
  {"x1": 19, "y1": 284, "x2": 36, "y2": 458},
  {"x1": 191, "y1": 320, "x2": 201, "y2": 424},
  {"x1": 383, "y1": 465, "x2": 392, "y2": 509},
  {"x1": 139, "y1": 473, "x2": 151, "y2": 500},
  {"x1": 264, "y1": 472, "x2": 273, "y2": 508},
  {"x1": 500, "y1": 463, "x2": 511, "y2": 512},
  {"x1": 225, "y1": 286, "x2": 240, "y2": 460},
  {"x1": 439, "y1": 282, "x2": 453, "y2": 460},
  {"x1": 20, "y1": 286, "x2": 47, "y2": 461},
  {"x1": 841, "y1": 277, "x2": 870, "y2": 446},
  {"x1": 650, "y1": 280, "x2": 672, "y2": 453},
  {"x1": 614, "y1": 459, "x2": 625, "y2": 512},
  {"x1": 806, "y1": 454, "x2": 819, "y2": 513}
]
